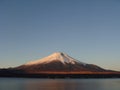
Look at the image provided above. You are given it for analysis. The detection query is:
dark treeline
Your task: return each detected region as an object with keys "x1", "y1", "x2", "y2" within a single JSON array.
[{"x1": 0, "y1": 69, "x2": 120, "y2": 78}]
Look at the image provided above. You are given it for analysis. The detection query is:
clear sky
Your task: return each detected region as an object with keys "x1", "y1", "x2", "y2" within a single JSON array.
[{"x1": 0, "y1": 0, "x2": 120, "y2": 71}]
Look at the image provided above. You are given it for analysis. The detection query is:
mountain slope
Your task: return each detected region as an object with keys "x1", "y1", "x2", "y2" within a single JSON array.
[{"x1": 15, "y1": 52, "x2": 106, "y2": 73}]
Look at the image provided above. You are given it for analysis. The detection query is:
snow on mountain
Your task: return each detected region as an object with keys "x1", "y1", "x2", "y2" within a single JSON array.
[
  {"x1": 25, "y1": 52, "x2": 87, "y2": 66},
  {"x1": 15, "y1": 52, "x2": 107, "y2": 73}
]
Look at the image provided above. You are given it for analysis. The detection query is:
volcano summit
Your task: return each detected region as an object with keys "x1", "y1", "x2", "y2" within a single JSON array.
[{"x1": 16, "y1": 52, "x2": 108, "y2": 74}]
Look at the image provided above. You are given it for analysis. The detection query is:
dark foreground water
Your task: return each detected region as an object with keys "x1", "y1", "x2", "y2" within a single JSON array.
[{"x1": 0, "y1": 78, "x2": 120, "y2": 90}]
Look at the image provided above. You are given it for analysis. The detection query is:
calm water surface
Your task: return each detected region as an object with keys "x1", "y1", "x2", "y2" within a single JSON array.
[{"x1": 0, "y1": 78, "x2": 120, "y2": 90}]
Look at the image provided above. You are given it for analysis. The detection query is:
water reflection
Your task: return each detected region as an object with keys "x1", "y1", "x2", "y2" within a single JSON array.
[
  {"x1": 16, "y1": 79, "x2": 107, "y2": 90},
  {"x1": 0, "y1": 78, "x2": 120, "y2": 90},
  {"x1": 24, "y1": 79, "x2": 81, "y2": 90}
]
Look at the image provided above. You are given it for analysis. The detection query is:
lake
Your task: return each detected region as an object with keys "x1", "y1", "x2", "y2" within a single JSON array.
[{"x1": 0, "y1": 78, "x2": 120, "y2": 90}]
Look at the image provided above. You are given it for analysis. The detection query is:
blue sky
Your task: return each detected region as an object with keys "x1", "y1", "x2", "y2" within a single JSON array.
[{"x1": 0, "y1": 0, "x2": 120, "y2": 70}]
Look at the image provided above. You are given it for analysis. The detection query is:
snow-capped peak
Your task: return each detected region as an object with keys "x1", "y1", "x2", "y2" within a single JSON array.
[{"x1": 25, "y1": 52, "x2": 87, "y2": 65}]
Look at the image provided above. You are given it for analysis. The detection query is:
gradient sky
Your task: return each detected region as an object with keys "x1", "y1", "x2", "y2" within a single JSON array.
[{"x1": 0, "y1": 0, "x2": 120, "y2": 71}]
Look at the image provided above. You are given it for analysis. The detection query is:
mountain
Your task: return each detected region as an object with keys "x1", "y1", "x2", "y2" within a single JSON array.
[
  {"x1": 15, "y1": 52, "x2": 107, "y2": 74},
  {"x1": 0, "y1": 52, "x2": 120, "y2": 78}
]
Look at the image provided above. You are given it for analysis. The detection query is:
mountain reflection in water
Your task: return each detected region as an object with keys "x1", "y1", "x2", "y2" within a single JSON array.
[{"x1": 0, "y1": 78, "x2": 120, "y2": 90}]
